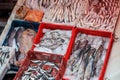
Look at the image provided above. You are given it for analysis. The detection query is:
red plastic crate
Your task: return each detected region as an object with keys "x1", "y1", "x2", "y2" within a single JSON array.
[
  {"x1": 32, "y1": 22, "x2": 74, "y2": 60},
  {"x1": 62, "y1": 28, "x2": 114, "y2": 80},
  {"x1": 14, "y1": 50, "x2": 66, "y2": 80}
]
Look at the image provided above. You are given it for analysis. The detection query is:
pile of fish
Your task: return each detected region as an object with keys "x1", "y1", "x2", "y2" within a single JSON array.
[
  {"x1": 25, "y1": 0, "x2": 52, "y2": 10},
  {"x1": 77, "y1": 0, "x2": 120, "y2": 31},
  {"x1": 64, "y1": 33, "x2": 110, "y2": 80},
  {"x1": 34, "y1": 29, "x2": 71, "y2": 55},
  {"x1": 43, "y1": 0, "x2": 89, "y2": 23},
  {"x1": 21, "y1": 60, "x2": 59, "y2": 80},
  {"x1": 5, "y1": 27, "x2": 36, "y2": 66},
  {"x1": 0, "y1": 46, "x2": 10, "y2": 68},
  {"x1": 42, "y1": 0, "x2": 120, "y2": 31},
  {"x1": 23, "y1": 0, "x2": 120, "y2": 31}
]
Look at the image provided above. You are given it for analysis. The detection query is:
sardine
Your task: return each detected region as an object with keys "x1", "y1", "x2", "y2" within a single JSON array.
[
  {"x1": 95, "y1": 59, "x2": 103, "y2": 76},
  {"x1": 84, "y1": 48, "x2": 96, "y2": 71},
  {"x1": 84, "y1": 58, "x2": 94, "y2": 80},
  {"x1": 76, "y1": 56, "x2": 85, "y2": 80},
  {"x1": 94, "y1": 45, "x2": 103, "y2": 63},
  {"x1": 21, "y1": 60, "x2": 59, "y2": 80},
  {"x1": 92, "y1": 45, "x2": 104, "y2": 77}
]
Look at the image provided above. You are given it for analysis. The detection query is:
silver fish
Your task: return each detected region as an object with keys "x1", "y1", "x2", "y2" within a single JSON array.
[{"x1": 21, "y1": 60, "x2": 58, "y2": 80}]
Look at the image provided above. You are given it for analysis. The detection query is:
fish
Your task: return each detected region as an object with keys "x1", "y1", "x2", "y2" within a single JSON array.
[
  {"x1": 84, "y1": 58, "x2": 94, "y2": 80},
  {"x1": 14, "y1": 27, "x2": 25, "y2": 48},
  {"x1": 34, "y1": 29, "x2": 71, "y2": 54},
  {"x1": 21, "y1": 60, "x2": 59, "y2": 80},
  {"x1": 28, "y1": 0, "x2": 119, "y2": 31},
  {"x1": 95, "y1": 59, "x2": 103, "y2": 76},
  {"x1": 84, "y1": 48, "x2": 96, "y2": 71},
  {"x1": 64, "y1": 32, "x2": 109, "y2": 80},
  {"x1": 76, "y1": 56, "x2": 85, "y2": 80},
  {"x1": 0, "y1": 47, "x2": 10, "y2": 69},
  {"x1": 92, "y1": 45, "x2": 104, "y2": 77},
  {"x1": 93, "y1": 45, "x2": 104, "y2": 63},
  {"x1": 8, "y1": 29, "x2": 17, "y2": 47}
]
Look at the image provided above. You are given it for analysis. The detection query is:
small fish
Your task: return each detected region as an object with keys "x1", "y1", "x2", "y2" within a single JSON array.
[
  {"x1": 93, "y1": 45, "x2": 103, "y2": 63},
  {"x1": 0, "y1": 48, "x2": 10, "y2": 67},
  {"x1": 82, "y1": 44, "x2": 91, "y2": 54},
  {"x1": 73, "y1": 40, "x2": 81, "y2": 51},
  {"x1": 76, "y1": 56, "x2": 85, "y2": 80},
  {"x1": 84, "y1": 58, "x2": 94, "y2": 80},
  {"x1": 21, "y1": 60, "x2": 59, "y2": 80},
  {"x1": 8, "y1": 29, "x2": 17, "y2": 47},
  {"x1": 35, "y1": 29, "x2": 71, "y2": 54},
  {"x1": 92, "y1": 45, "x2": 104, "y2": 77},
  {"x1": 31, "y1": 60, "x2": 43, "y2": 64},
  {"x1": 21, "y1": 75, "x2": 30, "y2": 80},
  {"x1": 14, "y1": 27, "x2": 25, "y2": 48},
  {"x1": 79, "y1": 40, "x2": 88, "y2": 50},
  {"x1": 95, "y1": 59, "x2": 103, "y2": 76},
  {"x1": 65, "y1": 32, "x2": 109, "y2": 80},
  {"x1": 84, "y1": 48, "x2": 96, "y2": 71}
]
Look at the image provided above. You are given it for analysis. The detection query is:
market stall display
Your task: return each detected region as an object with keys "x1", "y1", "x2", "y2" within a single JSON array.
[
  {"x1": 63, "y1": 28, "x2": 113, "y2": 80},
  {"x1": 43, "y1": 0, "x2": 119, "y2": 31},
  {"x1": 0, "y1": 0, "x2": 120, "y2": 80},
  {"x1": 13, "y1": 0, "x2": 120, "y2": 32},
  {"x1": 76, "y1": 0, "x2": 120, "y2": 31},
  {"x1": 3, "y1": 20, "x2": 39, "y2": 66},
  {"x1": 33, "y1": 22, "x2": 74, "y2": 58},
  {"x1": 21, "y1": 60, "x2": 59, "y2": 80},
  {"x1": 0, "y1": 46, "x2": 15, "y2": 80},
  {"x1": 34, "y1": 29, "x2": 72, "y2": 55},
  {"x1": 14, "y1": 50, "x2": 65, "y2": 80},
  {"x1": 43, "y1": 0, "x2": 89, "y2": 24}
]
